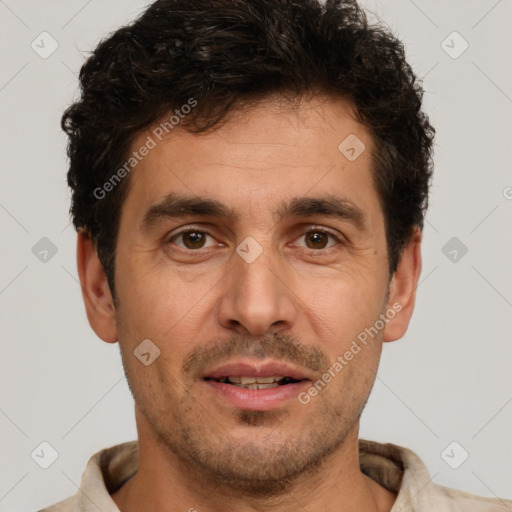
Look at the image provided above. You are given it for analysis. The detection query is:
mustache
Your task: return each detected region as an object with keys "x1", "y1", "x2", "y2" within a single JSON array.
[{"x1": 182, "y1": 332, "x2": 330, "y2": 376}]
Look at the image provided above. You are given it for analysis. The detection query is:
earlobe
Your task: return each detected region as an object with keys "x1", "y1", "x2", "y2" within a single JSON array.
[
  {"x1": 383, "y1": 227, "x2": 422, "y2": 343},
  {"x1": 76, "y1": 230, "x2": 118, "y2": 343}
]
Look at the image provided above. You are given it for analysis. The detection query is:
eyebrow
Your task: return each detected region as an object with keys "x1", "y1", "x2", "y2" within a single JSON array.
[
  {"x1": 141, "y1": 193, "x2": 238, "y2": 232},
  {"x1": 140, "y1": 193, "x2": 367, "y2": 233},
  {"x1": 277, "y1": 196, "x2": 368, "y2": 231}
]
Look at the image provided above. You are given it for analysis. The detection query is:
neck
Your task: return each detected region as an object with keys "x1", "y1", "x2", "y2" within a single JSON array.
[{"x1": 112, "y1": 409, "x2": 396, "y2": 512}]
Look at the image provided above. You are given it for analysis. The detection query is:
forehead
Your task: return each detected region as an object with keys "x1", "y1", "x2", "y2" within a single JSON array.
[{"x1": 120, "y1": 95, "x2": 379, "y2": 225}]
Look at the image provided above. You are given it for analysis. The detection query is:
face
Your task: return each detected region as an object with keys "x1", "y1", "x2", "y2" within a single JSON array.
[{"x1": 84, "y1": 95, "x2": 418, "y2": 495}]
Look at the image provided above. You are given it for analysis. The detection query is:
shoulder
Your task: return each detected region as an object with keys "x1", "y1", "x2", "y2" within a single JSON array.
[
  {"x1": 35, "y1": 441, "x2": 138, "y2": 512},
  {"x1": 359, "y1": 439, "x2": 511, "y2": 511},
  {"x1": 426, "y1": 483, "x2": 512, "y2": 511}
]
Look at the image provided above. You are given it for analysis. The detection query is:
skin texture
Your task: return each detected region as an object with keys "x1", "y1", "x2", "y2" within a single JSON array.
[{"x1": 77, "y1": 95, "x2": 422, "y2": 512}]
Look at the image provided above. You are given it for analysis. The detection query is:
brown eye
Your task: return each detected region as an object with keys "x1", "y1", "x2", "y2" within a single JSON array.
[
  {"x1": 167, "y1": 228, "x2": 224, "y2": 256},
  {"x1": 169, "y1": 230, "x2": 217, "y2": 250},
  {"x1": 181, "y1": 231, "x2": 207, "y2": 249},
  {"x1": 304, "y1": 230, "x2": 330, "y2": 249}
]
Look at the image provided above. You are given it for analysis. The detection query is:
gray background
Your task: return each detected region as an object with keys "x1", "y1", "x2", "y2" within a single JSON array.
[{"x1": 1, "y1": 0, "x2": 511, "y2": 510}]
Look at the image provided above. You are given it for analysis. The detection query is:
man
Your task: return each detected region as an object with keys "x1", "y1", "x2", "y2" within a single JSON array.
[{"x1": 41, "y1": 0, "x2": 511, "y2": 510}]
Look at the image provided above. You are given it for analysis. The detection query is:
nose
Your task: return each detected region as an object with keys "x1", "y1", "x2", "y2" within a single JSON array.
[{"x1": 217, "y1": 249, "x2": 298, "y2": 337}]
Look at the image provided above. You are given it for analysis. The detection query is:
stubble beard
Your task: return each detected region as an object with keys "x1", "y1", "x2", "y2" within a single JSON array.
[
  {"x1": 123, "y1": 332, "x2": 380, "y2": 498},
  {"x1": 138, "y1": 383, "x2": 370, "y2": 498}
]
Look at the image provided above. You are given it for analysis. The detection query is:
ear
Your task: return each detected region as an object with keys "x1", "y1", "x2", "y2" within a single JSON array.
[
  {"x1": 383, "y1": 227, "x2": 422, "y2": 342},
  {"x1": 76, "y1": 230, "x2": 118, "y2": 343}
]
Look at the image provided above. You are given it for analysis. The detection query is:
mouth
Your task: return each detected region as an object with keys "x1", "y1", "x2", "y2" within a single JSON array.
[
  {"x1": 202, "y1": 361, "x2": 311, "y2": 411},
  {"x1": 204, "y1": 375, "x2": 305, "y2": 390}
]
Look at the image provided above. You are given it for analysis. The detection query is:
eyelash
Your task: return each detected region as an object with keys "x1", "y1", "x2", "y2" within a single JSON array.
[
  {"x1": 166, "y1": 225, "x2": 345, "y2": 253},
  {"x1": 292, "y1": 226, "x2": 344, "y2": 252},
  {"x1": 167, "y1": 227, "x2": 218, "y2": 250}
]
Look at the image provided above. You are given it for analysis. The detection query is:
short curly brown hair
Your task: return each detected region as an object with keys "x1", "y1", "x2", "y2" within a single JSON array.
[{"x1": 62, "y1": 0, "x2": 434, "y2": 296}]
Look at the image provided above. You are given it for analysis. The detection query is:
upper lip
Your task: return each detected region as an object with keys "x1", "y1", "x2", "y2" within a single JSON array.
[{"x1": 203, "y1": 360, "x2": 311, "y2": 381}]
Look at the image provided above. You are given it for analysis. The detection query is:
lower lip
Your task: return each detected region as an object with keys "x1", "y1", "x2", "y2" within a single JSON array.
[{"x1": 204, "y1": 380, "x2": 308, "y2": 411}]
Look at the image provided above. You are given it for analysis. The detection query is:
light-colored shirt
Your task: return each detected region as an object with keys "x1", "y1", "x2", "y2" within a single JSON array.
[{"x1": 38, "y1": 439, "x2": 512, "y2": 511}]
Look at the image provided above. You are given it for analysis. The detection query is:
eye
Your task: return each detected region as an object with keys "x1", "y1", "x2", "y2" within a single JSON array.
[
  {"x1": 294, "y1": 229, "x2": 341, "y2": 250},
  {"x1": 168, "y1": 230, "x2": 220, "y2": 250}
]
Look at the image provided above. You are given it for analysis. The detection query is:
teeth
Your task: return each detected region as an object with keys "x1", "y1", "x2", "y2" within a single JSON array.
[
  {"x1": 235, "y1": 382, "x2": 280, "y2": 390},
  {"x1": 226, "y1": 376, "x2": 286, "y2": 385},
  {"x1": 254, "y1": 376, "x2": 278, "y2": 384},
  {"x1": 218, "y1": 376, "x2": 290, "y2": 389}
]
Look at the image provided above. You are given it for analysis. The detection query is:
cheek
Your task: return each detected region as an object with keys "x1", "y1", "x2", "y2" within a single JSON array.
[
  {"x1": 296, "y1": 263, "x2": 387, "y2": 337},
  {"x1": 114, "y1": 262, "x2": 216, "y2": 392},
  {"x1": 119, "y1": 342, "x2": 184, "y2": 420},
  {"x1": 116, "y1": 252, "x2": 213, "y2": 336},
  {"x1": 298, "y1": 293, "x2": 387, "y2": 392}
]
